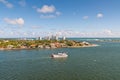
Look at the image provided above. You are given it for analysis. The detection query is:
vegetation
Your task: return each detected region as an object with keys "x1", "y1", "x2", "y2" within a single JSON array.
[{"x1": 0, "y1": 39, "x2": 95, "y2": 50}]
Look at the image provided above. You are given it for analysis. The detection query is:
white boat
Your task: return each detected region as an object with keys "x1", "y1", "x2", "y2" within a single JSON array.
[{"x1": 51, "y1": 52, "x2": 68, "y2": 58}]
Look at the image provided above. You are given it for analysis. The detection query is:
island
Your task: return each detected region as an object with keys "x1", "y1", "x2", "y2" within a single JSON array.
[{"x1": 0, "y1": 39, "x2": 98, "y2": 50}]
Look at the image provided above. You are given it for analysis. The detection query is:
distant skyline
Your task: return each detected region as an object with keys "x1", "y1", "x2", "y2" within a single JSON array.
[{"x1": 0, "y1": 0, "x2": 120, "y2": 38}]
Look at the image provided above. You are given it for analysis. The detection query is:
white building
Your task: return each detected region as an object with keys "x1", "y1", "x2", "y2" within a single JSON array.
[
  {"x1": 36, "y1": 37, "x2": 42, "y2": 40},
  {"x1": 63, "y1": 36, "x2": 66, "y2": 40}
]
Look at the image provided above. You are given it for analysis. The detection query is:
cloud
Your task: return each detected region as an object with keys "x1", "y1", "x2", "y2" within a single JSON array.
[
  {"x1": 35, "y1": 5, "x2": 61, "y2": 19},
  {"x1": 56, "y1": 11, "x2": 61, "y2": 16},
  {"x1": 4, "y1": 18, "x2": 24, "y2": 25},
  {"x1": 50, "y1": 30, "x2": 81, "y2": 37},
  {"x1": 0, "y1": 0, "x2": 13, "y2": 8},
  {"x1": 83, "y1": 16, "x2": 89, "y2": 19},
  {"x1": 37, "y1": 5, "x2": 55, "y2": 13},
  {"x1": 48, "y1": 29, "x2": 120, "y2": 37},
  {"x1": 1, "y1": 29, "x2": 120, "y2": 38},
  {"x1": 103, "y1": 29, "x2": 113, "y2": 35},
  {"x1": 18, "y1": 0, "x2": 26, "y2": 7},
  {"x1": 40, "y1": 12, "x2": 61, "y2": 19},
  {"x1": 0, "y1": 30, "x2": 4, "y2": 34},
  {"x1": 97, "y1": 13, "x2": 103, "y2": 18},
  {"x1": 40, "y1": 14, "x2": 56, "y2": 19},
  {"x1": 31, "y1": 26, "x2": 42, "y2": 29}
]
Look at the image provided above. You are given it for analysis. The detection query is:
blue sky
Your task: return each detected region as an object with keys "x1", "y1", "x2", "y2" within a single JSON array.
[{"x1": 0, "y1": 0, "x2": 120, "y2": 38}]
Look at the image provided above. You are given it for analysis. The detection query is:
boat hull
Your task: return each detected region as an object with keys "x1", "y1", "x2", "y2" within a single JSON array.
[{"x1": 51, "y1": 53, "x2": 68, "y2": 58}]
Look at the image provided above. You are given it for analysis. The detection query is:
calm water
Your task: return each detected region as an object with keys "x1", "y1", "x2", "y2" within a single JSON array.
[{"x1": 0, "y1": 38, "x2": 120, "y2": 80}]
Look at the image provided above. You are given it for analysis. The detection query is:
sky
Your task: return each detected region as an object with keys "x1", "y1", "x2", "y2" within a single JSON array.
[{"x1": 0, "y1": 0, "x2": 120, "y2": 38}]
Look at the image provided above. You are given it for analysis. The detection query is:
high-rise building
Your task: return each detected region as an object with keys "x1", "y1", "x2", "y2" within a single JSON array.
[
  {"x1": 63, "y1": 36, "x2": 66, "y2": 40},
  {"x1": 36, "y1": 37, "x2": 42, "y2": 40}
]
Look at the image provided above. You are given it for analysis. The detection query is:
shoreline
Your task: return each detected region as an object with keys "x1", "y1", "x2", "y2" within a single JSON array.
[
  {"x1": 0, "y1": 44, "x2": 99, "y2": 50},
  {"x1": 64, "y1": 44, "x2": 99, "y2": 48}
]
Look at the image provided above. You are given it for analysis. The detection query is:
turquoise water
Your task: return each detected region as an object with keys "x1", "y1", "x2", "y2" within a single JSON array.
[{"x1": 0, "y1": 38, "x2": 120, "y2": 80}]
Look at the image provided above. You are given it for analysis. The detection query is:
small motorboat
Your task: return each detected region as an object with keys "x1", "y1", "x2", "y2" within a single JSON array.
[{"x1": 51, "y1": 52, "x2": 68, "y2": 58}]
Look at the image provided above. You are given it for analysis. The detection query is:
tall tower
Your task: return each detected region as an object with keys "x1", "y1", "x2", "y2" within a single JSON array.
[
  {"x1": 39, "y1": 37, "x2": 42, "y2": 40},
  {"x1": 37, "y1": 37, "x2": 42, "y2": 40},
  {"x1": 55, "y1": 35, "x2": 58, "y2": 40},
  {"x1": 63, "y1": 36, "x2": 66, "y2": 40}
]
